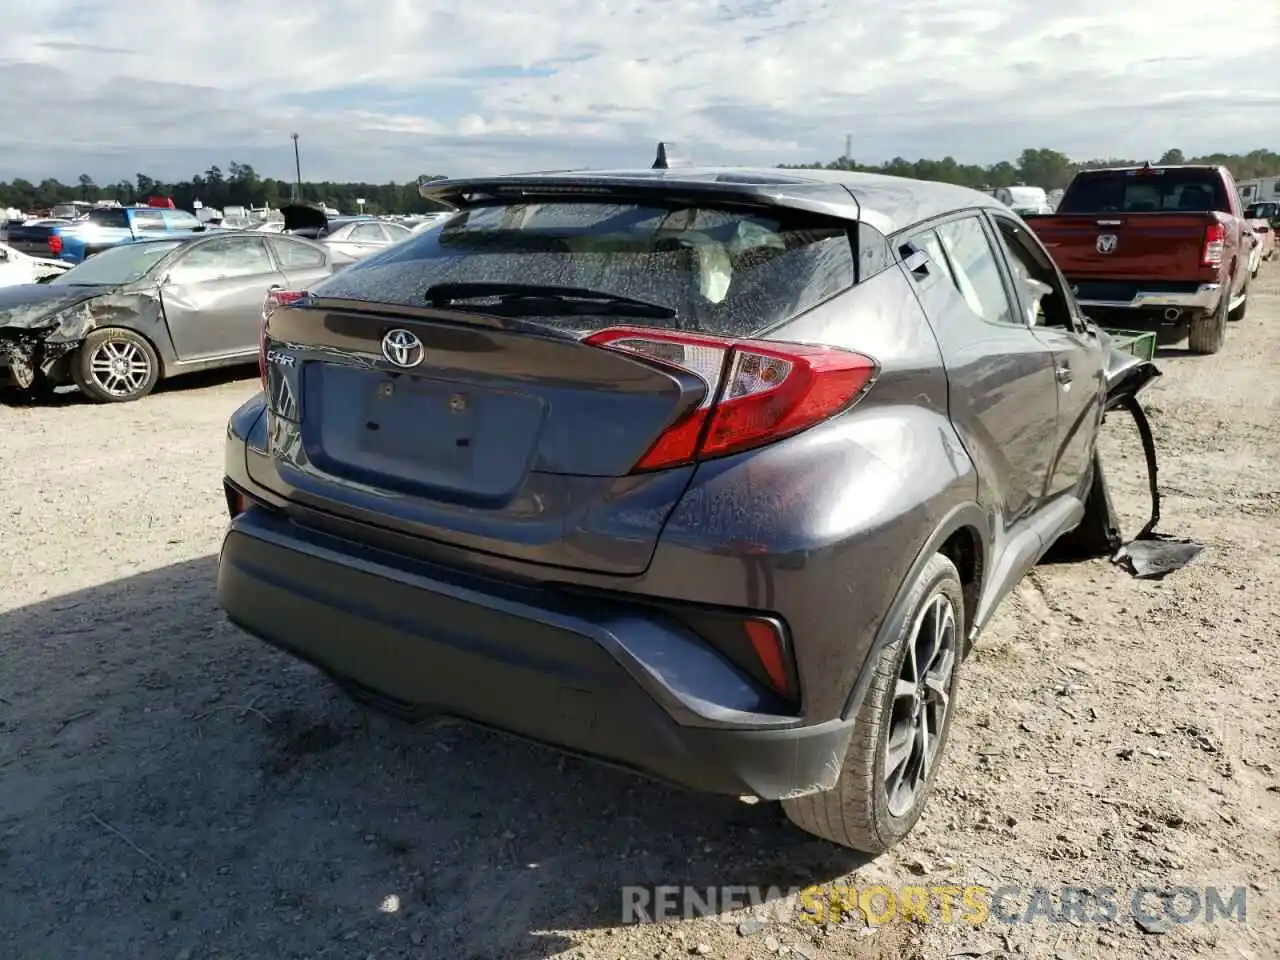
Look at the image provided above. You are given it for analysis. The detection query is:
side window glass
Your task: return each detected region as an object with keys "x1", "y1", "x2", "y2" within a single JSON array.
[
  {"x1": 169, "y1": 238, "x2": 274, "y2": 283},
  {"x1": 905, "y1": 228, "x2": 955, "y2": 286},
  {"x1": 934, "y1": 217, "x2": 1017, "y2": 326},
  {"x1": 348, "y1": 223, "x2": 385, "y2": 242},
  {"x1": 269, "y1": 238, "x2": 326, "y2": 269},
  {"x1": 132, "y1": 210, "x2": 168, "y2": 233},
  {"x1": 165, "y1": 211, "x2": 201, "y2": 231},
  {"x1": 856, "y1": 222, "x2": 893, "y2": 279},
  {"x1": 989, "y1": 216, "x2": 1074, "y2": 329}
]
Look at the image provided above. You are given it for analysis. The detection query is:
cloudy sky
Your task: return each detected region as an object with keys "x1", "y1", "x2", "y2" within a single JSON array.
[{"x1": 0, "y1": 0, "x2": 1276, "y2": 185}]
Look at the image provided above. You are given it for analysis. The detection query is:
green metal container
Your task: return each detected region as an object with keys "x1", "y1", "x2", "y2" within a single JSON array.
[{"x1": 1103, "y1": 328, "x2": 1158, "y2": 362}]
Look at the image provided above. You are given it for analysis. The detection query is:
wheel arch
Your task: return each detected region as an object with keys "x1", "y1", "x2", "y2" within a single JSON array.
[{"x1": 839, "y1": 502, "x2": 988, "y2": 721}]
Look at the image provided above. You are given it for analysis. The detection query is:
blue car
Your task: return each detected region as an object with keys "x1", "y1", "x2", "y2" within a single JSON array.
[{"x1": 57, "y1": 206, "x2": 207, "y2": 263}]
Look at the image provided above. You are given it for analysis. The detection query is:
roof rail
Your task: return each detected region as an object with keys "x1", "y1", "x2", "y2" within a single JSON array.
[{"x1": 652, "y1": 142, "x2": 692, "y2": 170}]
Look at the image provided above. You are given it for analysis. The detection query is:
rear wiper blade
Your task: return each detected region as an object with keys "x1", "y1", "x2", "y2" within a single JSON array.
[{"x1": 423, "y1": 282, "x2": 676, "y2": 319}]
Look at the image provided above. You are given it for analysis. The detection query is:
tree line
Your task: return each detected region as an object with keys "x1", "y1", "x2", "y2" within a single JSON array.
[
  {"x1": 2, "y1": 147, "x2": 1278, "y2": 215},
  {"x1": 0, "y1": 163, "x2": 449, "y2": 216},
  {"x1": 780, "y1": 148, "x2": 1280, "y2": 192}
]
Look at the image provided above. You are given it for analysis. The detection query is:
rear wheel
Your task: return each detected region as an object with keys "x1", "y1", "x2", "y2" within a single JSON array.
[
  {"x1": 1187, "y1": 286, "x2": 1229, "y2": 354},
  {"x1": 781, "y1": 553, "x2": 963, "y2": 853},
  {"x1": 72, "y1": 328, "x2": 161, "y2": 402}
]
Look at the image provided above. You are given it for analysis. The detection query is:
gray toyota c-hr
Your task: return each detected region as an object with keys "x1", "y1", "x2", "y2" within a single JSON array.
[{"x1": 217, "y1": 147, "x2": 1157, "y2": 853}]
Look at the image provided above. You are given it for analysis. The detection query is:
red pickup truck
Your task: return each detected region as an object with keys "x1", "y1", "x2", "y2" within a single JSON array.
[{"x1": 1026, "y1": 163, "x2": 1253, "y2": 354}]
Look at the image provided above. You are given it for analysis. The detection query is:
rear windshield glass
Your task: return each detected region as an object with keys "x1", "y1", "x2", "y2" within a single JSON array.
[
  {"x1": 1245, "y1": 202, "x2": 1278, "y2": 219},
  {"x1": 1058, "y1": 169, "x2": 1231, "y2": 215},
  {"x1": 88, "y1": 209, "x2": 129, "y2": 228},
  {"x1": 309, "y1": 201, "x2": 856, "y2": 337}
]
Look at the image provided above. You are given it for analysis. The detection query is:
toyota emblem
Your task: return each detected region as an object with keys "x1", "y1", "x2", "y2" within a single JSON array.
[
  {"x1": 381, "y1": 329, "x2": 425, "y2": 368},
  {"x1": 1095, "y1": 233, "x2": 1118, "y2": 255}
]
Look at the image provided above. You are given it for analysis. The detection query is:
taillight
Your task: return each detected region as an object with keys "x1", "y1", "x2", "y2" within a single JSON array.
[
  {"x1": 582, "y1": 326, "x2": 878, "y2": 471},
  {"x1": 1201, "y1": 223, "x2": 1226, "y2": 267},
  {"x1": 259, "y1": 289, "x2": 308, "y2": 390},
  {"x1": 48, "y1": 235, "x2": 62, "y2": 255}
]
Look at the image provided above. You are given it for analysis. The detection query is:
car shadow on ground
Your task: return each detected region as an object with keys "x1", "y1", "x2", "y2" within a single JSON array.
[
  {"x1": 0, "y1": 556, "x2": 871, "y2": 959},
  {"x1": 1154, "y1": 346, "x2": 1199, "y2": 360}
]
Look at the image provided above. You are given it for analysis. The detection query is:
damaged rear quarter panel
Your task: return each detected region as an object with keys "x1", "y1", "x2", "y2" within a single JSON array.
[{"x1": 0, "y1": 288, "x2": 168, "y2": 388}]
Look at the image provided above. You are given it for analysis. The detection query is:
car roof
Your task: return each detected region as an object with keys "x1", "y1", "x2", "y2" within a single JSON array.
[{"x1": 419, "y1": 162, "x2": 1009, "y2": 236}]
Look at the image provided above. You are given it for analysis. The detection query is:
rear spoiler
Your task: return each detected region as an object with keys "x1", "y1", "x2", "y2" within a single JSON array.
[{"x1": 417, "y1": 174, "x2": 860, "y2": 221}]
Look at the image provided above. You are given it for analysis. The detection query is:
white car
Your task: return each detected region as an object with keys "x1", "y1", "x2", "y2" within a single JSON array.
[
  {"x1": 279, "y1": 204, "x2": 412, "y2": 260},
  {"x1": 0, "y1": 242, "x2": 71, "y2": 286},
  {"x1": 1247, "y1": 227, "x2": 1264, "y2": 278},
  {"x1": 406, "y1": 212, "x2": 454, "y2": 233}
]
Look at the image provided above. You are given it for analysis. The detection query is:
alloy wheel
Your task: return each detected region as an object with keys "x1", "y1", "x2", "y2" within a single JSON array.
[
  {"x1": 88, "y1": 339, "x2": 152, "y2": 398},
  {"x1": 884, "y1": 592, "x2": 958, "y2": 818}
]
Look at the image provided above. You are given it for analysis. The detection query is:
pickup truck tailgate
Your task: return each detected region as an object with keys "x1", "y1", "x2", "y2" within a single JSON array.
[{"x1": 1031, "y1": 214, "x2": 1217, "y2": 278}]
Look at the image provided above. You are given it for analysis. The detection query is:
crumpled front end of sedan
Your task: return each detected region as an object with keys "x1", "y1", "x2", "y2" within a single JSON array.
[
  {"x1": 0, "y1": 295, "x2": 99, "y2": 390},
  {"x1": 0, "y1": 288, "x2": 157, "y2": 392}
]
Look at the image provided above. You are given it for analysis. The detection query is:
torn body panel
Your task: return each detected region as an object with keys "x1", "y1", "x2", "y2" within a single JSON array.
[
  {"x1": 1043, "y1": 340, "x2": 1162, "y2": 562},
  {"x1": 0, "y1": 286, "x2": 166, "y2": 389},
  {"x1": 1100, "y1": 336, "x2": 1162, "y2": 411}
]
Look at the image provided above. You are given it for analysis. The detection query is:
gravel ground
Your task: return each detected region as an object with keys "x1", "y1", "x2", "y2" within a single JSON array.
[{"x1": 1, "y1": 266, "x2": 1277, "y2": 960}]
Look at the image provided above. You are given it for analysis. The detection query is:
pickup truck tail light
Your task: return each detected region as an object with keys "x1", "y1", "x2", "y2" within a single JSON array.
[
  {"x1": 47, "y1": 235, "x2": 62, "y2": 256},
  {"x1": 259, "y1": 290, "x2": 309, "y2": 390},
  {"x1": 581, "y1": 326, "x2": 879, "y2": 471},
  {"x1": 1201, "y1": 223, "x2": 1226, "y2": 267}
]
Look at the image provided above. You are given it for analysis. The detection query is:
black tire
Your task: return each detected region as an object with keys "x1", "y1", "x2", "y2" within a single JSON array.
[
  {"x1": 781, "y1": 553, "x2": 964, "y2": 853},
  {"x1": 71, "y1": 328, "x2": 161, "y2": 402},
  {"x1": 1187, "y1": 287, "x2": 1229, "y2": 354}
]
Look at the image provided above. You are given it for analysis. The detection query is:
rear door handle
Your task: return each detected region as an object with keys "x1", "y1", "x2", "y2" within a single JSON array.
[{"x1": 1056, "y1": 365, "x2": 1073, "y2": 384}]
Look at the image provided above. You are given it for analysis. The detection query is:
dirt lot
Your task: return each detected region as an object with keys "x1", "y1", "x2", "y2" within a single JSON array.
[{"x1": 1, "y1": 267, "x2": 1277, "y2": 960}]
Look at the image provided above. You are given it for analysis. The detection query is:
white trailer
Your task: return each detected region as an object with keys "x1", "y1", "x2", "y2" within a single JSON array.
[{"x1": 1237, "y1": 177, "x2": 1280, "y2": 205}]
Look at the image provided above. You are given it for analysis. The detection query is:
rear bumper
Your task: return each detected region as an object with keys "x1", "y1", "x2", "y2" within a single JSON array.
[
  {"x1": 1075, "y1": 282, "x2": 1221, "y2": 313},
  {"x1": 216, "y1": 505, "x2": 855, "y2": 799}
]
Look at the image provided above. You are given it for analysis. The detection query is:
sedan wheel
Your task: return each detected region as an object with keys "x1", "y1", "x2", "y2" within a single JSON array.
[{"x1": 72, "y1": 328, "x2": 161, "y2": 403}]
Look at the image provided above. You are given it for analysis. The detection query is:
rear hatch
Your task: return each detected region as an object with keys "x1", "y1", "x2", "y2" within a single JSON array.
[
  {"x1": 1033, "y1": 167, "x2": 1232, "y2": 280},
  {"x1": 280, "y1": 203, "x2": 329, "y2": 238},
  {"x1": 249, "y1": 196, "x2": 860, "y2": 575}
]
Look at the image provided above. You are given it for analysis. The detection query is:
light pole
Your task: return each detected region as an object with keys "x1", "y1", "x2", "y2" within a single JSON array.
[{"x1": 291, "y1": 133, "x2": 302, "y2": 201}]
